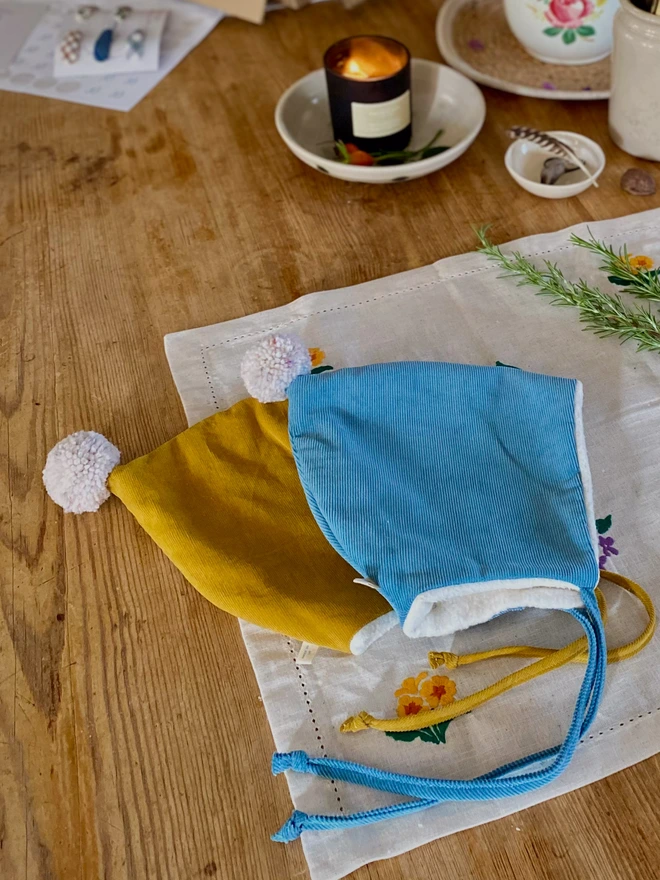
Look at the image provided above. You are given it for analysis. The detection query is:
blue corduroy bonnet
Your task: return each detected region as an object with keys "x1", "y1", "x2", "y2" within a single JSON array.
[{"x1": 240, "y1": 334, "x2": 607, "y2": 841}]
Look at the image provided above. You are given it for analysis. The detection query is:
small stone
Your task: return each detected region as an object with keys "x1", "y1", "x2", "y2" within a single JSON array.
[
  {"x1": 541, "y1": 156, "x2": 577, "y2": 185},
  {"x1": 621, "y1": 168, "x2": 656, "y2": 196}
]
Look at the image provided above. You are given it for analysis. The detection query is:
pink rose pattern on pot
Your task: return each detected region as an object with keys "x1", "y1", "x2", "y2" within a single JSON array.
[
  {"x1": 546, "y1": 0, "x2": 593, "y2": 27},
  {"x1": 542, "y1": 0, "x2": 597, "y2": 43}
]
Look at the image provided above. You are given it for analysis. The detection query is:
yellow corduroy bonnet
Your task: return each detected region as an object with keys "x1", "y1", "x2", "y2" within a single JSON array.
[{"x1": 45, "y1": 397, "x2": 395, "y2": 654}]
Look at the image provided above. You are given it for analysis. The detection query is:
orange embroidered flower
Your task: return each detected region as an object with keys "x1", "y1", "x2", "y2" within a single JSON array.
[
  {"x1": 394, "y1": 671, "x2": 428, "y2": 698},
  {"x1": 308, "y1": 347, "x2": 325, "y2": 368},
  {"x1": 419, "y1": 675, "x2": 457, "y2": 708},
  {"x1": 397, "y1": 695, "x2": 425, "y2": 717},
  {"x1": 628, "y1": 254, "x2": 654, "y2": 272}
]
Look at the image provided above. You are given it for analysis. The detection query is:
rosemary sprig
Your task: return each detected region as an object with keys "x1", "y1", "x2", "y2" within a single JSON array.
[
  {"x1": 476, "y1": 228, "x2": 660, "y2": 353},
  {"x1": 570, "y1": 232, "x2": 660, "y2": 303}
]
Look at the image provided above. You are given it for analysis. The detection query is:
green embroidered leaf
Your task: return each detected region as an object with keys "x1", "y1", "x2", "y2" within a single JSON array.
[
  {"x1": 495, "y1": 361, "x2": 521, "y2": 369},
  {"x1": 577, "y1": 25, "x2": 595, "y2": 36},
  {"x1": 543, "y1": 26, "x2": 562, "y2": 35},
  {"x1": 385, "y1": 719, "x2": 452, "y2": 745},
  {"x1": 386, "y1": 729, "x2": 423, "y2": 742},
  {"x1": 563, "y1": 29, "x2": 577, "y2": 44},
  {"x1": 429, "y1": 720, "x2": 452, "y2": 743},
  {"x1": 596, "y1": 514, "x2": 612, "y2": 535},
  {"x1": 608, "y1": 269, "x2": 660, "y2": 287},
  {"x1": 417, "y1": 728, "x2": 439, "y2": 743},
  {"x1": 311, "y1": 364, "x2": 333, "y2": 374}
]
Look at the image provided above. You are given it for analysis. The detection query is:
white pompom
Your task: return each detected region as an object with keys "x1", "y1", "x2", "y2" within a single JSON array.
[
  {"x1": 240, "y1": 333, "x2": 311, "y2": 403},
  {"x1": 43, "y1": 431, "x2": 120, "y2": 514}
]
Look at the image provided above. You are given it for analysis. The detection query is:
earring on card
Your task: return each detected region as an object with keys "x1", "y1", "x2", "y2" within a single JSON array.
[
  {"x1": 93, "y1": 27, "x2": 113, "y2": 61},
  {"x1": 60, "y1": 29, "x2": 83, "y2": 64},
  {"x1": 93, "y1": 6, "x2": 133, "y2": 63},
  {"x1": 75, "y1": 5, "x2": 98, "y2": 21},
  {"x1": 126, "y1": 29, "x2": 146, "y2": 58}
]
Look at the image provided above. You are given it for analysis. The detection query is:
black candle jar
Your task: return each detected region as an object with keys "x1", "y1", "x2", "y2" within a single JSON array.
[{"x1": 324, "y1": 35, "x2": 412, "y2": 153}]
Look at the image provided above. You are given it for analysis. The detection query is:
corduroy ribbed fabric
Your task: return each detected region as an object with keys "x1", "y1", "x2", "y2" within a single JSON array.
[
  {"x1": 287, "y1": 362, "x2": 600, "y2": 637},
  {"x1": 108, "y1": 397, "x2": 394, "y2": 653},
  {"x1": 267, "y1": 360, "x2": 607, "y2": 839}
]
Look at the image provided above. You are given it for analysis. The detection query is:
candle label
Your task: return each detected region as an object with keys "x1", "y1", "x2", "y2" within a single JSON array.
[{"x1": 351, "y1": 90, "x2": 411, "y2": 139}]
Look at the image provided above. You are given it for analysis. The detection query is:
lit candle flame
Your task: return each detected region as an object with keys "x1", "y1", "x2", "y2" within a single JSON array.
[{"x1": 331, "y1": 37, "x2": 408, "y2": 81}]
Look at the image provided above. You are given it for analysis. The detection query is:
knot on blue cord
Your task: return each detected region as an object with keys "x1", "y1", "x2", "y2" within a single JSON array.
[
  {"x1": 272, "y1": 750, "x2": 310, "y2": 775},
  {"x1": 271, "y1": 810, "x2": 308, "y2": 843}
]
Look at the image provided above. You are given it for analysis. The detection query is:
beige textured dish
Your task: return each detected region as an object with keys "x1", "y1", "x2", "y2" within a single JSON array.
[{"x1": 436, "y1": 0, "x2": 611, "y2": 100}]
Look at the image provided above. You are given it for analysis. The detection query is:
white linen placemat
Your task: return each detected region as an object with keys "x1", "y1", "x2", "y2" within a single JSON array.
[{"x1": 165, "y1": 208, "x2": 660, "y2": 880}]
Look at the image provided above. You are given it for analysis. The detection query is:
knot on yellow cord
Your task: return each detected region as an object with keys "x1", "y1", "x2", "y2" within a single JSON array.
[
  {"x1": 428, "y1": 651, "x2": 459, "y2": 670},
  {"x1": 340, "y1": 711, "x2": 374, "y2": 733}
]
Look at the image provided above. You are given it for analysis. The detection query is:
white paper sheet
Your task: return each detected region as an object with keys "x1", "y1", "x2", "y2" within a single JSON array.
[
  {"x1": 0, "y1": 2, "x2": 47, "y2": 70},
  {"x1": 3, "y1": 0, "x2": 223, "y2": 111},
  {"x1": 165, "y1": 208, "x2": 660, "y2": 880}
]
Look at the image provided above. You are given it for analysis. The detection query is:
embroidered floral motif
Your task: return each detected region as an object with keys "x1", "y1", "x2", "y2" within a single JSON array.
[
  {"x1": 397, "y1": 695, "x2": 424, "y2": 717},
  {"x1": 420, "y1": 674, "x2": 457, "y2": 708},
  {"x1": 387, "y1": 670, "x2": 457, "y2": 745},
  {"x1": 596, "y1": 514, "x2": 618, "y2": 569},
  {"x1": 599, "y1": 535, "x2": 619, "y2": 568},
  {"x1": 628, "y1": 255, "x2": 654, "y2": 272},
  {"x1": 308, "y1": 347, "x2": 325, "y2": 368},
  {"x1": 308, "y1": 346, "x2": 334, "y2": 375},
  {"x1": 608, "y1": 255, "x2": 659, "y2": 287}
]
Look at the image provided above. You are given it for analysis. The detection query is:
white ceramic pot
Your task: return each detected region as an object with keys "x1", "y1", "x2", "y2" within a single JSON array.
[
  {"x1": 609, "y1": 0, "x2": 660, "y2": 160},
  {"x1": 504, "y1": 0, "x2": 618, "y2": 65}
]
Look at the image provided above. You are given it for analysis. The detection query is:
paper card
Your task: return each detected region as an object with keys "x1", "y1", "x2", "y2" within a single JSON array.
[
  {"x1": 53, "y1": 8, "x2": 168, "y2": 77},
  {"x1": 0, "y1": 2, "x2": 48, "y2": 71},
  {"x1": 194, "y1": 0, "x2": 265, "y2": 24}
]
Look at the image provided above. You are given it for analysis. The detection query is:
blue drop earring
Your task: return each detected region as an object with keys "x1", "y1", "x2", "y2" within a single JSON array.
[
  {"x1": 93, "y1": 27, "x2": 113, "y2": 61},
  {"x1": 94, "y1": 6, "x2": 132, "y2": 63}
]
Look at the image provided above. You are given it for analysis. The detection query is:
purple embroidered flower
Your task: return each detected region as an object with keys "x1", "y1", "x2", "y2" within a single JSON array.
[
  {"x1": 542, "y1": 81, "x2": 557, "y2": 90},
  {"x1": 598, "y1": 535, "x2": 619, "y2": 568},
  {"x1": 468, "y1": 38, "x2": 485, "y2": 51}
]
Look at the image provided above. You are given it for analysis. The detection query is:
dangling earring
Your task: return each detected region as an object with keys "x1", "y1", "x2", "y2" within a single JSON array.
[{"x1": 60, "y1": 29, "x2": 83, "y2": 63}]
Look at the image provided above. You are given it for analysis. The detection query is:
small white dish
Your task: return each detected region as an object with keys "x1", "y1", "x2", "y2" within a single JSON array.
[
  {"x1": 504, "y1": 130, "x2": 605, "y2": 198},
  {"x1": 275, "y1": 59, "x2": 486, "y2": 184}
]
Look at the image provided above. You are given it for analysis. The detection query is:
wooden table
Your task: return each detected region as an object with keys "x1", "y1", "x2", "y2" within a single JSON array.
[{"x1": 2, "y1": 1, "x2": 659, "y2": 877}]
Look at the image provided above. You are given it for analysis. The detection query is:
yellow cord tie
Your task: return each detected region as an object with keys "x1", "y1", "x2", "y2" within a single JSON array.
[{"x1": 340, "y1": 571, "x2": 656, "y2": 735}]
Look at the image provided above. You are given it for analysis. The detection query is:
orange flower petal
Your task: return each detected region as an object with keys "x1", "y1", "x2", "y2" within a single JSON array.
[
  {"x1": 628, "y1": 254, "x2": 654, "y2": 272},
  {"x1": 308, "y1": 347, "x2": 325, "y2": 367}
]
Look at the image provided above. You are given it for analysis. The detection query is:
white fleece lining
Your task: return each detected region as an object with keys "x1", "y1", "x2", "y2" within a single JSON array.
[
  {"x1": 349, "y1": 611, "x2": 398, "y2": 654},
  {"x1": 357, "y1": 382, "x2": 597, "y2": 643},
  {"x1": 403, "y1": 579, "x2": 584, "y2": 638},
  {"x1": 574, "y1": 381, "x2": 600, "y2": 561}
]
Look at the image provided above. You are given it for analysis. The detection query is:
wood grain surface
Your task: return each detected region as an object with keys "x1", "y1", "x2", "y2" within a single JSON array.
[{"x1": 1, "y1": 0, "x2": 659, "y2": 877}]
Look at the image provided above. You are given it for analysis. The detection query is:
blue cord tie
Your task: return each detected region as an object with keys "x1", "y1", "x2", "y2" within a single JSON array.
[
  {"x1": 269, "y1": 362, "x2": 607, "y2": 840},
  {"x1": 271, "y1": 593, "x2": 607, "y2": 839}
]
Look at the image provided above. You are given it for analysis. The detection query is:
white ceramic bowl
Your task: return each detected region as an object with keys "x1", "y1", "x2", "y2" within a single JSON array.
[
  {"x1": 503, "y1": 0, "x2": 617, "y2": 66},
  {"x1": 275, "y1": 59, "x2": 486, "y2": 184},
  {"x1": 504, "y1": 130, "x2": 605, "y2": 198}
]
